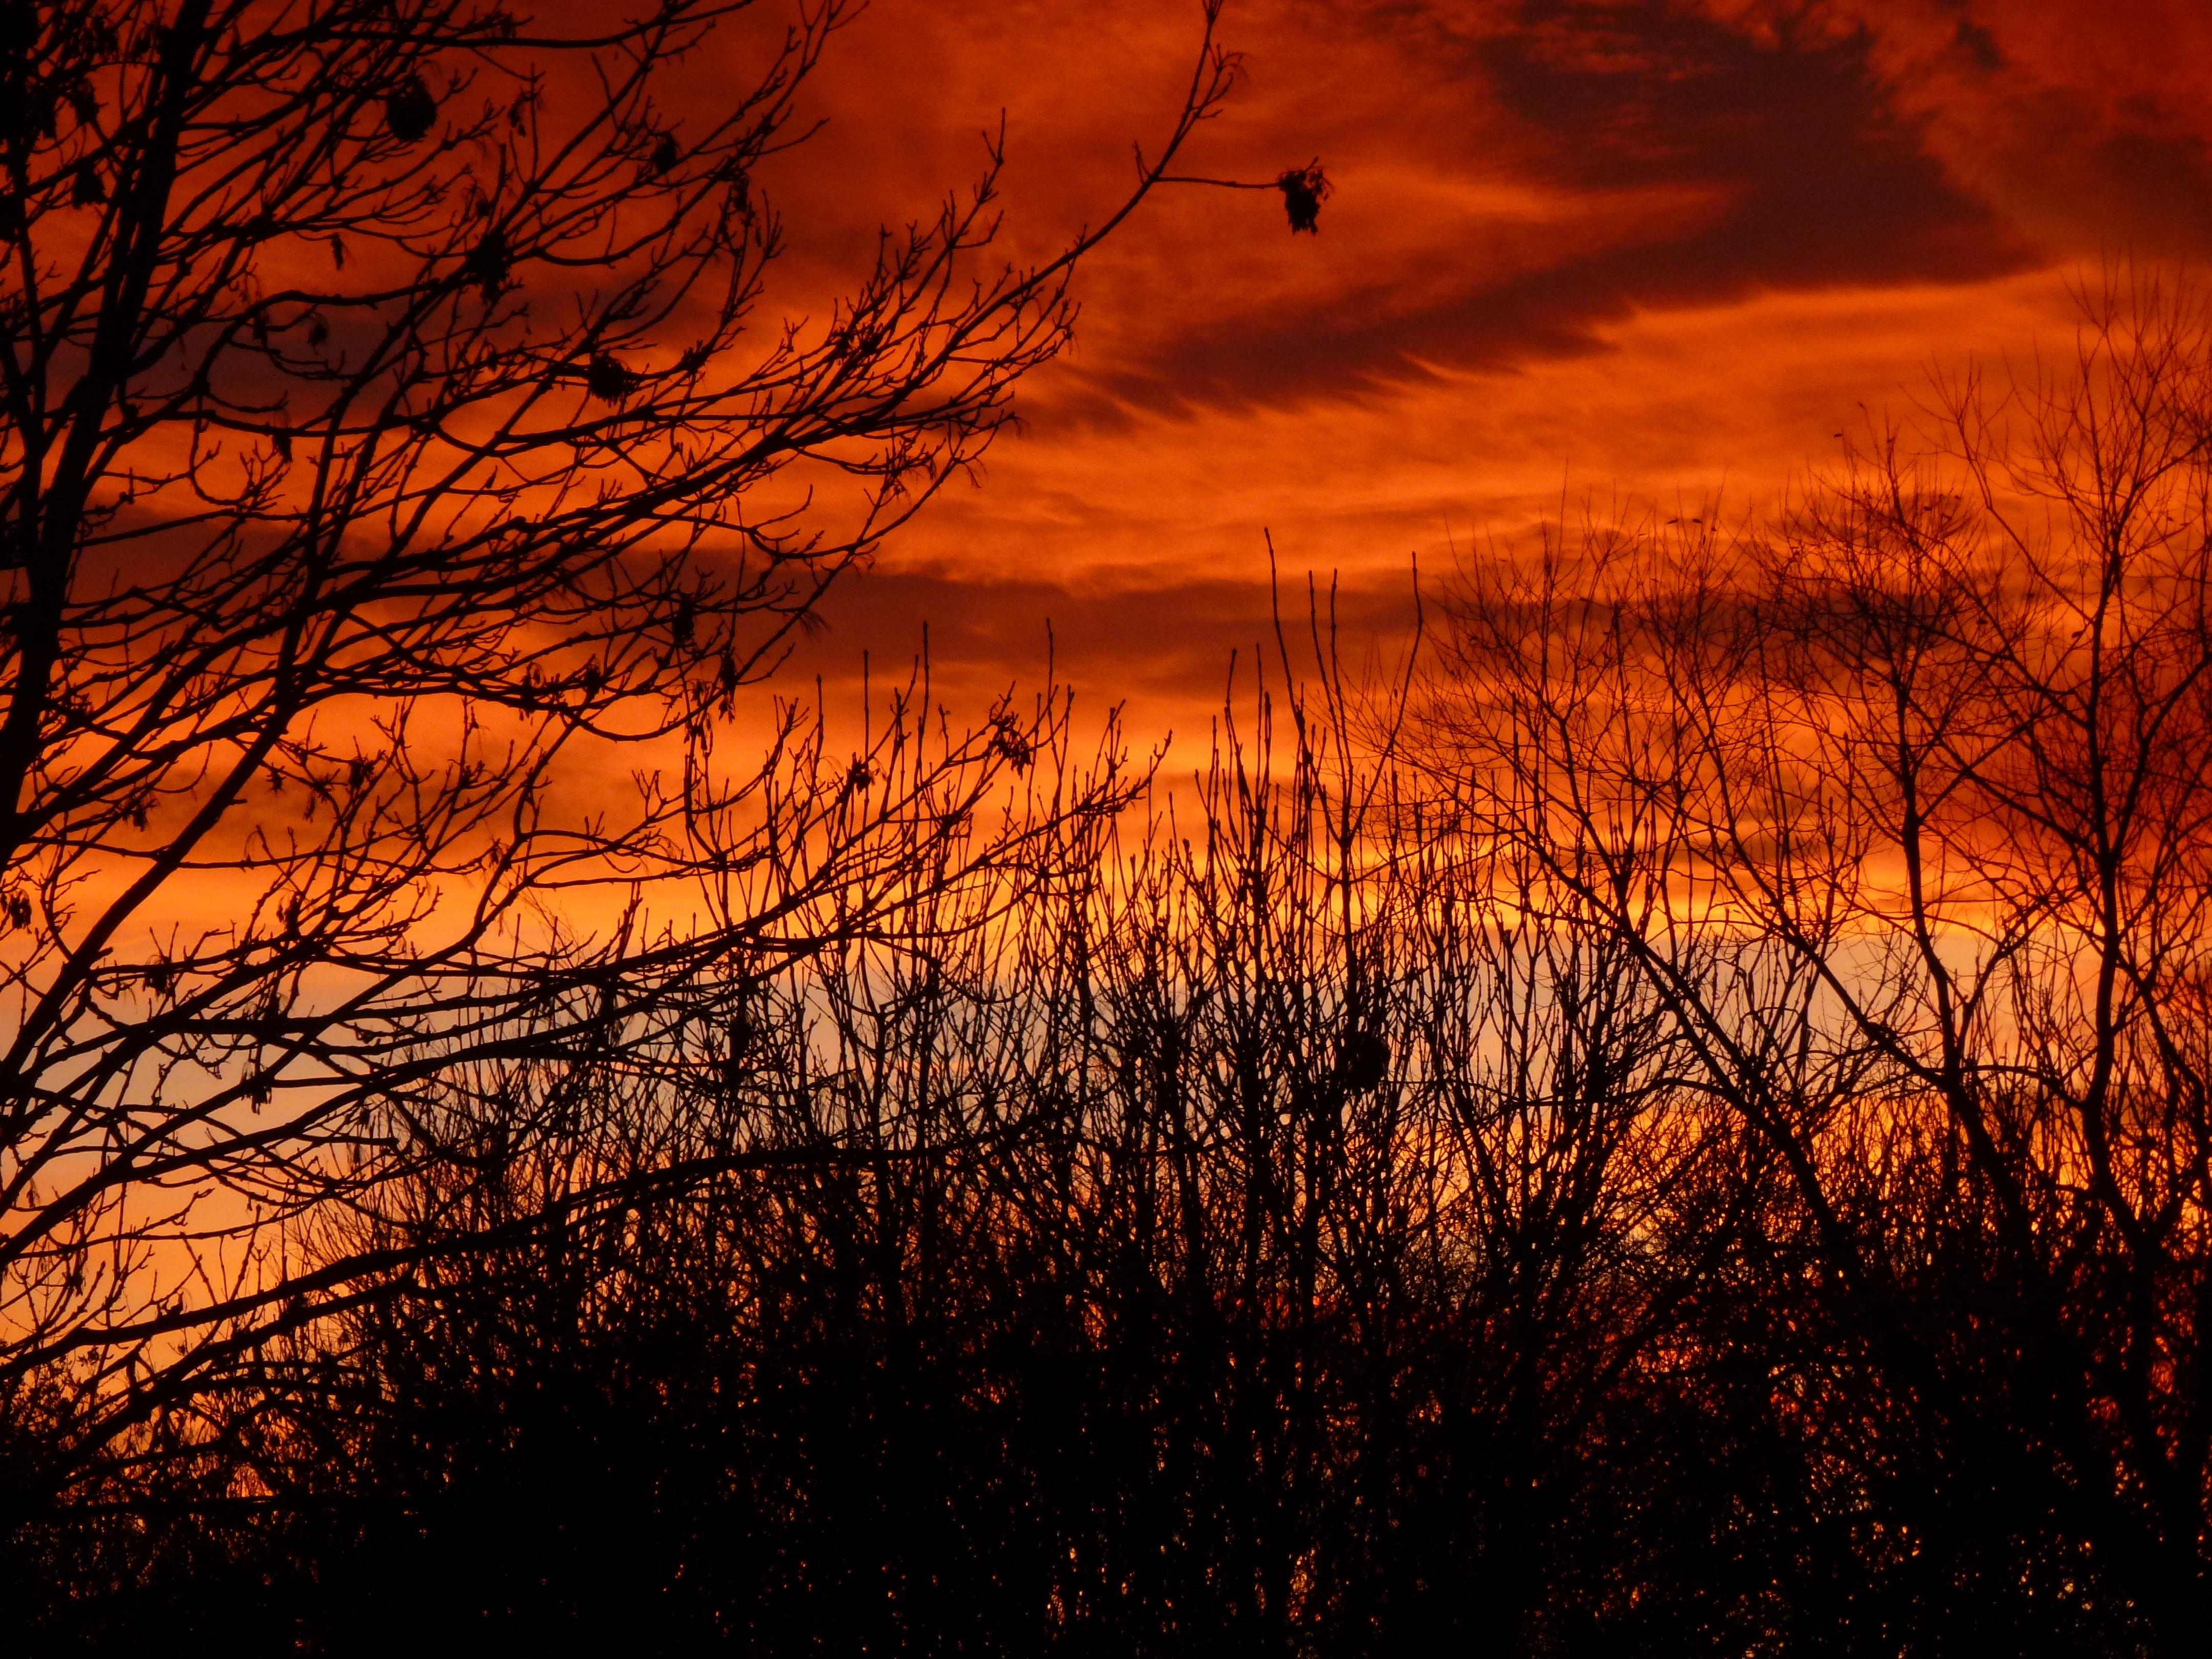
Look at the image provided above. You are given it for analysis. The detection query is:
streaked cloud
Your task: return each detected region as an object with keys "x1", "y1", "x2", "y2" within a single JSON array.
[{"x1": 749, "y1": 1, "x2": 2203, "y2": 749}]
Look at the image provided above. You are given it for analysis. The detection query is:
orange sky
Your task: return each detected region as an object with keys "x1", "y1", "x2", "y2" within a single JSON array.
[{"x1": 742, "y1": 0, "x2": 2212, "y2": 752}]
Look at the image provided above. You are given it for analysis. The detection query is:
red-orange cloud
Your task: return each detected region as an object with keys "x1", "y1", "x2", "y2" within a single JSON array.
[{"x1": 728, "y1": 1, "x2": 2199, "y2": 752}]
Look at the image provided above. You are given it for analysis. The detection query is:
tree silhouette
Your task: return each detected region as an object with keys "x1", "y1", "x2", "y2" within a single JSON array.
[
  {"x1": 1424, "y1": 271, "x2": 2212, "y2": 1652},
  {"x1": 0, "y1": 0, "x2": 1247, "y2": 1503}
]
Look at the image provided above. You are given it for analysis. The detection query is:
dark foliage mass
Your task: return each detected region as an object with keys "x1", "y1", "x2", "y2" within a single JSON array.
[
  {"x1": 24, "y1": 371, "x2": 2212, "y2": 1647},
  {"x1": 2, "y1": 0, "x2": 2208, "y2": 1653},
  {"x1": 1278, "y1": 160, "x2": 1329, "y2": 233}
]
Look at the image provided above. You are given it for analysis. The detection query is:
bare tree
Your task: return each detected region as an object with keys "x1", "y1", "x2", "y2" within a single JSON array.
[
  {"x1": 0, "y1": 0, "x2": 1254, "y2": 1496},
  {"x1": 1424, "y1": 271, "x2": 2212, "y2": 1651}
]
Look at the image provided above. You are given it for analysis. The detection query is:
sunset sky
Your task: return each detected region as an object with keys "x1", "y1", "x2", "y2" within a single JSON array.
[{"x1": 754, "y1": 0, "x2": 2211, "y2": 748}]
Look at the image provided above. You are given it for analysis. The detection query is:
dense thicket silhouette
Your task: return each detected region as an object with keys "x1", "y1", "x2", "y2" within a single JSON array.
[{"x1": 31, "y1": 409, "x2": 2206, "y2": 1647}]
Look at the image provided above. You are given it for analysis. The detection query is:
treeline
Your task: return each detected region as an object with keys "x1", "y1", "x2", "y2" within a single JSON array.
[{"x1": 23, "y1": 329, "x2": 2212, "y2": 1649}]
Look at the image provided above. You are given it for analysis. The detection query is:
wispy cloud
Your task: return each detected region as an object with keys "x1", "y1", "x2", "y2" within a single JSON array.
[{"x1": 741, "y1": 1, "x2": 2196, "y2": 750}]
